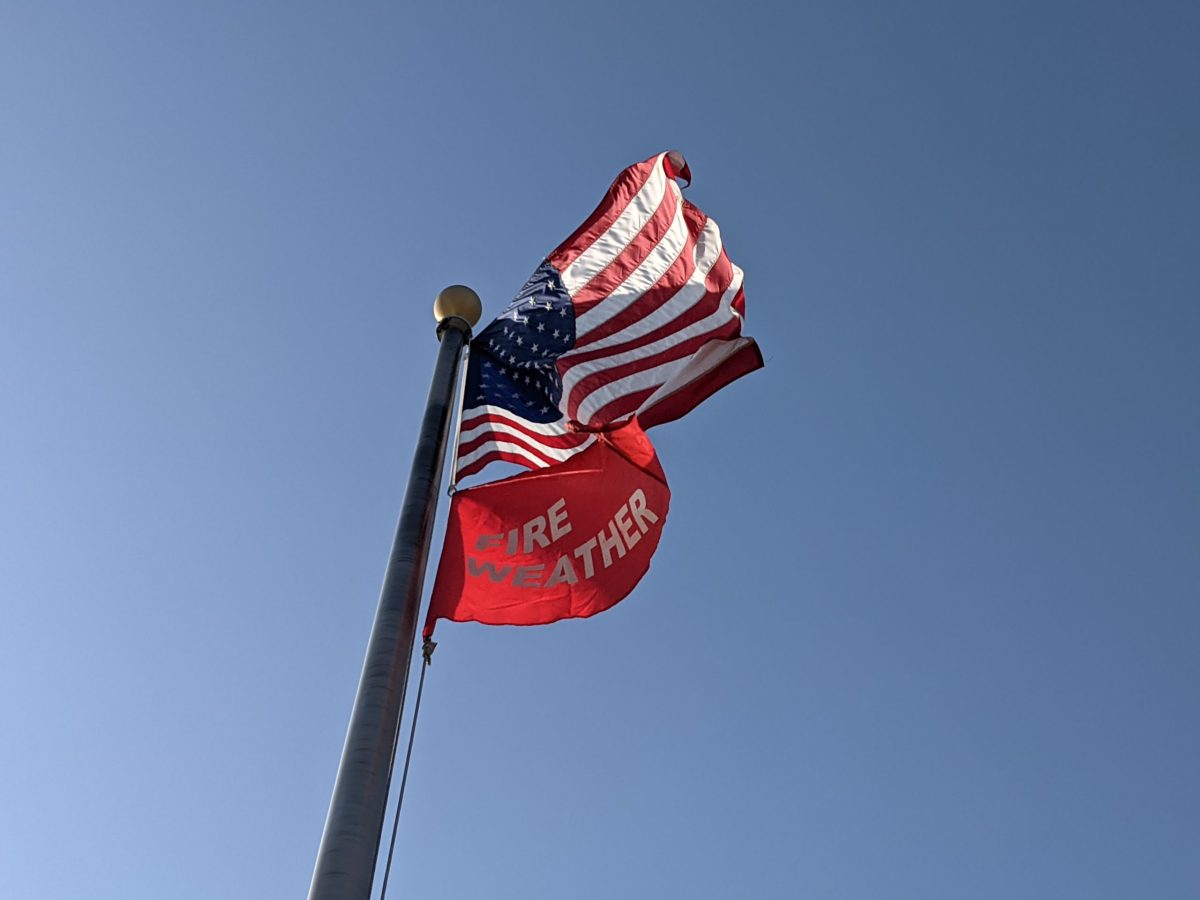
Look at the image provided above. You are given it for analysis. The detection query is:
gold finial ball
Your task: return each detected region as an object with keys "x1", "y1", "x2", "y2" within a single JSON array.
[{"x1": 432, "y1": 285, "x2": 483, "y2": 327}]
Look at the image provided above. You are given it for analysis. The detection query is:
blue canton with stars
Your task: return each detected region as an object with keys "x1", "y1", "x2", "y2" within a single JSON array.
[{"x1": 466, "y1": 261, "x2": 577, "y2": 424}]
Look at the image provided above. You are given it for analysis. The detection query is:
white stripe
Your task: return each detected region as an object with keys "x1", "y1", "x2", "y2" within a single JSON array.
[
  {"x1": 637, "y1": 338, "x2": 757, "y2": 418},
  {"x1": 456, "y1": 435, "x2": 596, "y2": 474},
  {"x1": 458, "y1": 418, "x2": 583, "y2": 449},
  {"x1": 568, "y1": 216, "x2": 726, "y2": 355},
  {"x1": 573, "y1": 193, "x2": 688, "y2": 340},
  {"x1": 457, "y1": 440, "x2": 552, "y2": 473},
  {"x1": 559, "y1": 154, "x2": 669, "y2": 295},
  {"x1": 558, "y1": 219, "x2": 731, "y2": 402},
  {"x1": 571, "y1": 277, "x2": 745, "y2": 424},
  {"x1": 562, "y1": 268, "x2": 744, "y2": 413},
  {"x1": 459, "y1": 405, "x2": 573, "y2": 436}
]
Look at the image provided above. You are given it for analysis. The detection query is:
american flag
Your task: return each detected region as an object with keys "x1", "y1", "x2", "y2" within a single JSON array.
[{"x1": 455, "y1": 151, "x2": 763, "y2": 481}]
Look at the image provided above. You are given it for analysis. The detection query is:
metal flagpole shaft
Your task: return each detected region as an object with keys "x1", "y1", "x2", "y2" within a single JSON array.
[{"x1": 308, "y1": 286, "x2": 482, "y2": 900}]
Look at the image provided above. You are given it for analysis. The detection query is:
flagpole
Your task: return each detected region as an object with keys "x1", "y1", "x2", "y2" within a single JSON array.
[{"x1": 308, "y1": 286, "x2": 482, "y2": 900}]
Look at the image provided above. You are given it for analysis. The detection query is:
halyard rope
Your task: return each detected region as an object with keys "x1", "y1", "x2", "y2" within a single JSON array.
[{"x1": 378, "y1": 638, "x2": 436, "y2": 900}]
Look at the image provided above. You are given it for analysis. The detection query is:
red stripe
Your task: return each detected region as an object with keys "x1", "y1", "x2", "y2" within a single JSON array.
[
  {"x1": 567, "y1": 316, "x2": 741, "y2": 422},
  {"x1": 731, "y1": 285, "x2": 746, "y2": 318},
  {"x1": 570, "y1": 318, "x2": 743, "y2": 424},
  {"x1": 455, "y1": 436, "x2": 592, "y2": 479},
  {"x1": 457, "y1": 411, "x2": 588, "y2": 450},
  {"x1": 568, "y1": 184, "x2": 680, "y2": 314},
  {"x1": 457, "y1": 433, "x2": 564, "y2": 470},
  {"x1": 586, "y1": 387, "x2": 656, "y2": 427},
  {"x1": 566, "y1": 280, "x2": 728, "y2": 368},
  {"x1": 562, "y1": 232, "x2": 741, "y2": 421},
  {"x1": 571, "y1": 203, "x2": 729, "y2": 352},
  {"x1": 570, "y1": 217, "x2": 700, "y2": 352},
  {"x1": 545, "y1": 156, "x2": 660, "y2": 274},
  {"x1": 567, "y1": 244, "x2": 734, "y2": 368},
  {"x1": 458, "y1": 425, "x2": 589, "y2": 458},
  {"x1": 636, "y1": 340, "x2": 765, "y2": 430},
  {"x1": 456, "y1": 411, "x2": 592, "y2": 476}
]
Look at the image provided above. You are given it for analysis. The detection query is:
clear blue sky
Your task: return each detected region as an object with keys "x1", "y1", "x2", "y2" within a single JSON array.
[{"x1": 2, "y1": 2, "x2": 1197, "y2": 898}]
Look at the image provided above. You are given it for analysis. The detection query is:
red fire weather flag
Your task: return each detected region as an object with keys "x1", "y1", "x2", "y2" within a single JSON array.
[{"x1": 425, "y1": 419, "x2": 669, "y2": 635}]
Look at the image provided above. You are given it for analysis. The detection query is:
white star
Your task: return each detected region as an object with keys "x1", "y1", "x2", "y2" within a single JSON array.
[
  {"x1": 536, "y1": 322, "x2": 545, "y2": 332},
  {"x1": 552, "y1": 329, "x2": 560, "y2": 338},
  {"x1": 515, "y1": 336, "x2": 523, "y2": 346},
  {"x1": 531, "y1": 343, "x2": 539, "y2": 352},
  {"x1": 558, "y1": 307, "x2": 567, "y2": 317}
]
